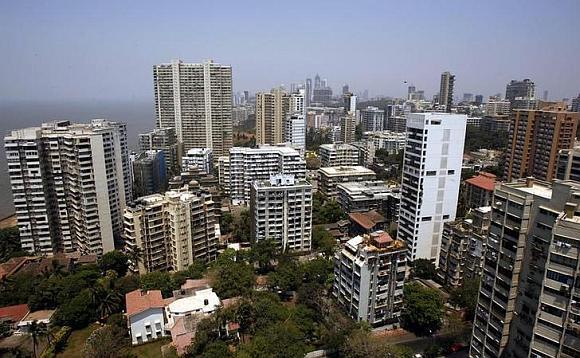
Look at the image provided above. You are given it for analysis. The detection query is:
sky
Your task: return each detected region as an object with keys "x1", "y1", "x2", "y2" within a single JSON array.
[{"x1": 1, "y1": 0, "x2": 579, "y2": 102}]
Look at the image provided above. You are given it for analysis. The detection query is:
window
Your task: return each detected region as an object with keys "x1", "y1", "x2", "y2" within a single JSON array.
[
  {"x1": 422, "y1": 216, "x2": 432, "y2": 221},
  {"x1": 426, "y1": 171, "x2": 436, "y2": 176},
  {"x1": 443, "y1": 215, "x2": 450, "y2": 219},
  {"x1": 447, "y1": 170, "x2": 455, "y2": 174}
]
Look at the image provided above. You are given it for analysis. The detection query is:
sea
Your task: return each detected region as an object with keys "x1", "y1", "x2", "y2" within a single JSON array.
[{"x1": 0, "y1": 99, "x2": 155, "y2": 219}]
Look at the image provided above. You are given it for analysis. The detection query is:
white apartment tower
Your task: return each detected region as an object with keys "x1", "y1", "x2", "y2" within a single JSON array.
[
  {"x1": 318, "y1": 143, "x2": 360, "y2": 167},
  {"x1": 283, "y1": 114, "x2": 306, "y2": 153},
  {"x1": 397, "y1": 113, "x2": 466, "y2": 263},
  {"x1": 250, "y1": 174, "x2": 312, "y2": 253},
  {"x1": 222, "y1": 146, "x2": 306, "y2": 205},
  {"x1": 123, "y1": 185, "x2": 218, "y2": 274},
  {"x1": 5, "y1": 120, "x2": 131, "y2": 256},
  {"x1": 181, "y1": 148, "x2": 213, "y2": 174},
  {"x1": 153, "y1": 59, "x2": 233, "y2": 157}
]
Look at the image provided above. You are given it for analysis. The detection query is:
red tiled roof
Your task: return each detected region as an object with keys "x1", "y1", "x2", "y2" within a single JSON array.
[
  {"x1": 349, "y1": 210, "x2": 386, "y2": 230},
  {"x1": 125, "y1": 290, "x2": 165, "y2": 317},
  {"x1": 465, "y1": 173, "x2": 496, "y2": 191},
  {"x1": 0, "y1": 257, "x2": 30, "y2": 279},
  {"x1": 0, "y1": 304, "x2": 29, "y2": 323},
  {"x1": 372, "y1": 231, "x2": 393, "y2": 245}
]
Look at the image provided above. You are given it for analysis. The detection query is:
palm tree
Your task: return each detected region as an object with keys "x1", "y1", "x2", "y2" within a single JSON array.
[
  {"x1": 126, "y1": 246, "x2": 143, "y2": 273},
  {"x1": 28, "y1": 320, "x2": 46, "y2": 358},
  {"x1": 89, "y1": 285, "x2": 122, "y2": 322}
]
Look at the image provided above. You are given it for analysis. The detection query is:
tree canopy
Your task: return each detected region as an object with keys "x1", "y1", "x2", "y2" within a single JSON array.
[
  {"x1": 449, "y1": 277, "x2": 481, "y2": 320},
  {"x1": 97, "y1": 251, "x2": 129, "y2": 277},
  {"x1": 410, "y1": 259, "x2": 437, "y2": 280},
  {"x1": 401, "y1": 283, "x2": 444, "y2": 336}
]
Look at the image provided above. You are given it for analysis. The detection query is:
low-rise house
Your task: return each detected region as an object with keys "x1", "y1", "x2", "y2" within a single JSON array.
[
  {"x1": 464, "y1": 172, "x2": 496, "y2": 208},
  {"x1": 17, "y1": 310, "x2": 55, "y2": 332},
  {"x1": 125, "y1": 290, "x2": 167, "y2": 345},
  {"x1": 0, "y1": 304, "x2": 29, "y2": 332},
  {"x1": 348, "y1": 210, "x2": 387, "y2": 235}
]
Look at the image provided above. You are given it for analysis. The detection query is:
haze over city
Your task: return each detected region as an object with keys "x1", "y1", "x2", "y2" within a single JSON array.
[{"x1": 1, "y1": 0, "x2": 580, "y2": 102}]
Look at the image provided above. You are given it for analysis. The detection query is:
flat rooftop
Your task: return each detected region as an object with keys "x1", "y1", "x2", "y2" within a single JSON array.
[{"x1": 319, "y1": 166, "x2": 376, "y2": 176}]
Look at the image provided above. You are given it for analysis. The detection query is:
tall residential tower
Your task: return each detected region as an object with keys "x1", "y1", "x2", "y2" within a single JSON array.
[{"x1": 153, "y1": 59, "x2": 233, "y2": 157}]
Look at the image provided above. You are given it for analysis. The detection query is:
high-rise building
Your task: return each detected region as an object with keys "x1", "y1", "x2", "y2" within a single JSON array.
[
  {"x1": 397, "y1": 113, "x2": 466, "y2": 263},
  {"x1": 463, "y1": 93, "x2": 474, "y2": 103},
  {"x1": 314, "y1": 74, "x2": 321, "y2": 89},
  {"x1": 133, "y1": 150, "x2": 167, "y2": 198},
  {"x1": 283, "y1": 114, "x2": 306, "y2": 153},
  {"x1": 343, "y1": 92, "x2": 357, "y2": 113},
  {"x1": 305, "y1": 78, "x2": 312, "y2": 107},
  {"x1": 504, "y1": 107, "x2": 579, "y2": 182},
  {"x1": 139, "y1": 127, "x2": 180, "y2": 174},
  {"x1": 436, "y1": 209, "x2": 490, "y2": 288},
  {"x1": 221, "y1": 146, "x2": 306, "y2": 204},
  {"x1": 123, "y1": 184, "x2": 218, "y2": 274},
  {"x1": 181, "y1": 148, "x2": 213, "y2": 174},
  {"x1": 542, "y1": 90, "x2": 549, "y2": 101},
  {"x1": 337, "y1": 181, "x2": 400, "y2": 218},
  {"x1": 342, "y1": 84, "x2": 349, "y2": 95},
  {"x1": 439, "y1": 71, "x2": 455, "y2": 113},
  {"x1": 505, "y1": 78, "x2": 535, "y2": 105},
  {"x1": 366, "y1": 131, "x2": 406, "y2": 155},
  {"x1": 340, "y1": 113, "x2": 356, "y2": 144},
  {"x1": 361, "y1": 106, "x2": 385, "y2": 132},
  {"x1": 333, "y1": 231, "x2": 406, "y2": 328},
  {"x1": 470, "y1": 179, "x2": 580, "y2": 358},
  {"x1": 318, "y1": 144, "x2": 360, "y2": 167},
  {"x1": 250, "y1": 174, "x2": 312, "y2": 253},
  {"x1": 290, "y1": 89, "x2": 306, "y2": 116},
  {"x1": 255, "y1": 88, "x2": 290, "y2": 145},
  {"x1": 474, "y1": 95, "x2": 484, "y2": 105},
  {"x1": 5, "y1": 120, "x2": 131, "y2": 256},
  {"x1": 153, "y1": 59, "x2": 233, "y2": 157},
  {"x1": 572, "y1": 93, "x2": 580, "y2": 112},
  {"x1": 556, "y1": 145, "x2": 580, "y2": 181},
  {"x1": 480, "y1": 115, "x2": 511, "y2": 133}
]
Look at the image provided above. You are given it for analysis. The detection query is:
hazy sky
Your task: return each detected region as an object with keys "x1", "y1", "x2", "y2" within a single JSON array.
[{"x1": 1, "y1": 0, "x2": 579, "y2": 102}]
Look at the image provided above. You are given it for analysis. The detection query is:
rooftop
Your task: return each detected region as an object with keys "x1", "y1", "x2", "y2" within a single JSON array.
[
  {"x1": 167, "y1": 288, "x2": 221, "y2": 315},
  {"x1": 0, "y1": 304, "x2": 29, "y2": 323},
  {"x1": 319, "y1": 143, "x2": 357, "y2": 151},
  {"x1": 19, "y1": 310, "x2": 55, "y2": 323},
  {"x1": 319, "y1": 166, "x2": 376, "y2": 176},
  {"x1": 465, "y1": 172, "x2": 497, "y2": 191},
  {"x1": 349, "y1": 210, "x2": 386, "y2": 230},
  {"x1": 125, "y1": 290, "x2": 165, "y2": 317}
]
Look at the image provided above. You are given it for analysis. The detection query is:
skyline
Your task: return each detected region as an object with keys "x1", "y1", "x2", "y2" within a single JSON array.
[{"x1": 1, "y1": 0, "x2": 579, "y2": 102}]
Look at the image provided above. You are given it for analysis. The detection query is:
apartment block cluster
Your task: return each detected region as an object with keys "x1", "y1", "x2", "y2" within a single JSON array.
[{"x1": 4, "y1": 57, "x2": 580, "y2": 356}]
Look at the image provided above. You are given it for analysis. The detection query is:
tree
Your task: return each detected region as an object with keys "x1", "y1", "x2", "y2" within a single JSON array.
[
  {"x1": 0, "y1": 227, "x2": 27, "y2": 262},
  {"x1": 53, "y1": 289, "x2": 96, "y2": 329},
  {"x1": 302, "y1": 257, "x2": 333, "y2": 286},
  {"x1": 82, "y1": 325, "x2": 127, "y2": 358},
  {"x1": 249, "y1": 239, "x2": 278, "y2": 273},
  {"x1": 28, "y1": 320, "x2": 47, "y2": 358},
  {"x1": 220, "y1": 212, "x2": 234, "y2": 235},
  {"x1": 237, "y1": 321, "x2": 310, "y2": 358},
  {"x1": 97, "y1": 251, "x2": 129, "y2": 277},
  {"x1": 88, "y1": 285, "x2": 122, "y2": 321},
  {"x1": 449, "y1": 277, "x2": 481, "y2": 320},
  {"x1": 186, "y1": 260, "x2": 207, "y2": 279},
  {"x1": 410, "y1": 259, "x2": 436, "y2": 280},
  {"x1": 311, "y1": 226, "x2": 337, "y2": 257},
  {"x1": 210, "y1": 252, "x2": 254, "y2": 299},
  {"x1": 341, "y1": 329, "x2": 400, "y2": 358},
  {"x1": 232, "y1": 209, "x2": 251, "y2": 242},
  {"x1": 401, "y1": 283, "x2": 444, "y2": 336},
  {"x1": 312, "y1": 199, "x2": 347, "y2": 224},
  {"x1": 268, "y1": 258, "x2": 302, "y2": 293},
  {"x1": 139, "y1": 271, "x2": 176, "y2": 297},
  {"x1": 197, "y1": 341, "x2": 233, "y2": 358}
]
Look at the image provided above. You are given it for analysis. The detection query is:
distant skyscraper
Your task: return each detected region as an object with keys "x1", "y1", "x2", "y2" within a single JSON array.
[
  {"x1": 133, "y1": 150, "x2": 167, "y2": 198},
  {"x1": 571, "y1": 93, "x2": 580, "y2": 112},
  {"x1": 474, "y1": 94, "x2": 483, "y2": 105},
  {"x1": 505, "y1": 78, "x2": 535, "y2": 107},
  {"x1": 407, "y1": 86, "x2": 416, "y2": 99},
  {"x1": 153, "y1": 59, "x2": 233, "y2": 157},
  {"x1": 314, "y1": 74, "x2": 321, "y2": 89},
  {"x1": 255, "y1": 88, "x2": 290, "y2": 145},
  {"x1": 5, "y1": 120, "x2": 131, "y2": 256},
  {"x1": 504, "y1": 107, "x2": 579, "y2": 182},
  {"x1": 340, "y1": 113, "x2": 356, "y2": 143},
  {"x1": 439, "y1": 71, "x2": 455, "y2": 113},
  {"x1": 305, "y1": 78, "x2": 312, "y2": 107},
  {"x1": 542, "y1": 90, "x2": 549, "y2": 101},
  {"x1": 342, "y1": 84, "x2": 349, "y2": 95},
  {"x1": 139, "y1": 127, "x2": 179, "y2": 174},
  {"x1": 397, "y1": 113, "x2": 466, "y2": 263},
  {"x1": 462, "y1": 93, "x2": 474, "y2": 102}
]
